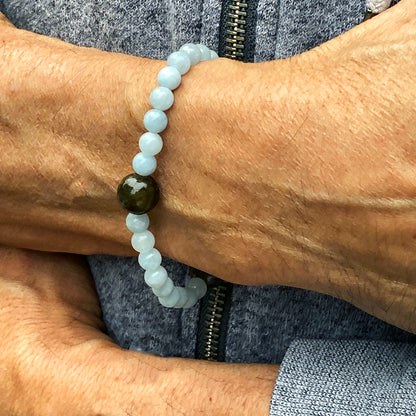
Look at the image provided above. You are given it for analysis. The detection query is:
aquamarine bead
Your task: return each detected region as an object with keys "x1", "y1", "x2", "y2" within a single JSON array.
[
  {"x1": 158, "y1": 287, "x2": 181, "y2": 307},
  {"x1": 139, "y1": 132, "x2": 163, "y2": 156},
  {"x1": 150, "y1": 87, "x2": 174, "y2": 111},
  {"x1": 144, "y1": 266, "x2": 168, "y2": 289},
  {"x1": 173, "y1": 287, "x2": 188, "y2": 308},
  {"x1": 186, "y1": 278, "x2": 207, "y2": 299},
  {"x1": 158, "y1": 66, "x2": 181, "y2": 90},
  {"x1": 210, "y1": 50, "x2": 219, "y2": 59},
  {"x1": 131, "y1": 230, "x2": 155, "y2": 253},
  {"x1": 132, "y1": 152, "x2": 157, "y2": 176},
  {"x1": 139, "y1": 248, "x2": 162, "y2": 270},
  {"x1": 126, "y1": 213, "x2": 149, "y2": 233},
  {"x1": 197, "y1": 44, "x2": 211, "y2": 61},
  {"x1": 167, "y1": 51, "x2": 191, "y2": 75},
  {"x1": 152, "y1": 277, "x2": 174, "y2": 297},
  {"x1": 143, "y1": 109, "x2": 168, "y2": 133},
  {"x1": 182, "y1": 289, "x2": 198, "y2": 309},
  {"x1": 179, "y1": 44, "x2": 201, "y2": 65}
]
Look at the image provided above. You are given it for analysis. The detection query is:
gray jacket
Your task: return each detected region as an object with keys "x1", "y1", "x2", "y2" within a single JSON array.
[{"x1": 2, "y1": 0, "x2": 415, "y2": 414}]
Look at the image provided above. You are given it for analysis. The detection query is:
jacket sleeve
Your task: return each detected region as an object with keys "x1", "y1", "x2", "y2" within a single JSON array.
[{"x1": 269, "y1": 339, "x2": 416, "y2": 415}]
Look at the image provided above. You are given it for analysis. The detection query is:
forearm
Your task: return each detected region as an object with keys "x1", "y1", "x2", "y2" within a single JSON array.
[
  {"x1": 247, "y1": 1, "x2": 416, "y2": 330},
  {"x1": 1, "y1": 3, "x2": 415, "y2": 333},
  {"x1": 0, "y1": 246, "x2": 278, "y2": 415},
  {"x1": 154, "y1": 1, "x2": 416, "y2": 333},
  {"x1": 0, "y1": 18, "x2": 162, "y2": 255}
]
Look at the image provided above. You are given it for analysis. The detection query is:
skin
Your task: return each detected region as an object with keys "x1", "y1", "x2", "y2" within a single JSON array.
[
  {"x1": 0, "y1": 0, "x2": 415, "y2": 413},
  {"x1": 0, "y1": 246, "x2": 278, "y2": 415}
]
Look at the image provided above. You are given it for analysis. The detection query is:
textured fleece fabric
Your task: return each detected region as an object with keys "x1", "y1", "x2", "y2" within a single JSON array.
[{"x1": 2, "y1": 0, "x2": 415, "y2": 414}]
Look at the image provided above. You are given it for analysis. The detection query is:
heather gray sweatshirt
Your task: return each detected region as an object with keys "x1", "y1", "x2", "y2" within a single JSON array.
[{"x1": 2, "y1": 0, "x2": 415, "y2": 414}]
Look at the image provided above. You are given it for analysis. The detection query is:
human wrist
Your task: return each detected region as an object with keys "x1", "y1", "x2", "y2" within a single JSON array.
[
  {"x1": 142, "y1": 56, "x2": 300, "y2": 286},
  {"x1": 154, "y1": 356, "x2": 278, "y2": 416}
]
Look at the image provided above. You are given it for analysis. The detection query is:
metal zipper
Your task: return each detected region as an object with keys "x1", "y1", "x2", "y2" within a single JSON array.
[
  {"x1": 218, "y1": 0, "x2": 258, "y2": 62},
  {"x1": 193, "y1": 268, "x2": 232, "y2": 361},
  {"x1": 224, "y1": 1, "x2": 248, "y2": 60},
  {"x1": 195, "y1": 0, "x2": 257, "y2": 362}
]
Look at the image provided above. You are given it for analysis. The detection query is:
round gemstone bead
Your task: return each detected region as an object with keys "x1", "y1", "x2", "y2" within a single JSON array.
[
  {"x1": 131, "y1": 230, "x2": 155, "y2": 252},
  {"x1": 143, "y1": 109, "x2": 168, "y2": 133},
  {"x1": 144, "y1": 266, "x2": 168, "y2": 289},
  {"x1": 117, "y1": 173, "x2": 160, "y2": 214},
  {"x1": 150, "y1": 86, "x2": 174, "y2": 111},
  {"x1": 139, "y1": 132, "x2": 163, "y2": 156},
  {"x1": 152, "y1": 277, "x2": 174, "y2": 297},
  {"x1": 173, "y1": 287, "x2": 189, "y2": 308},
  {"x1": 167, "y1": 51, "x2": 191, "y2": 75},
  {"x1": 132, "y1": 152, "x2": 157, "y2": 176},
  {"x1": 139, "y1": 248, "x2": 162, "y2": 270},
  {"x1": 210, "y1": 50, "x2": 219, "y2": 59},
  {"x1": 186, "y1": 278, "x2": 207, "y2": 299},
  {"x1": 179, "y1": 44, "x2": 202, "y2": 65},
  {"x1": 158, "y1": 287, "x2": 181, "y2": 307},
  {"x1": 126, "y1": 213, "x2": 149, "y2": 233},
  {"x1": 197, "y1": 44, "x2": 211, "y2": 61},
  {"x1": 158, "y1": 66, "x2": 181, "y2": 90},
  {"x1": 182, "y1": 290, "x2": 199, "y2": 309}
]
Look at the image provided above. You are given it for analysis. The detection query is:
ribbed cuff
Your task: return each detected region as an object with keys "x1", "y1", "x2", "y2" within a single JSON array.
[{"x1": 269, "y1": 339, "x2": 416, "y2": 416}]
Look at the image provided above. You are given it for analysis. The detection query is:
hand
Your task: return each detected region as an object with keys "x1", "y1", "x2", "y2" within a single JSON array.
[{"x1": 0, "y1": 246, "x2": 278, "y2": 415}]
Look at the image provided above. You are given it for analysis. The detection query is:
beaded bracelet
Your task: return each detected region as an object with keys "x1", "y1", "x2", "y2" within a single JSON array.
[{"x1": 117, "y1": 44, "x2": 218, "y2": 309}]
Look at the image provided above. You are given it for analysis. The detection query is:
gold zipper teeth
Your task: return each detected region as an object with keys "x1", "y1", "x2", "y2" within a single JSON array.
[
  {"x1": 227, "y1": 21, "x2": 245, "y2": 28},
  {"x1": 226, "y1": 34, "x2": 245, "y2": 41},
  {"x1": 228, "y1": 17, "x2": 247, "y2": 24},
  {"x1": 202, "y1": 286, "x2": 227, "y2": 360},
  {"x1": 224, "y1": 0, "x2": 248, "y2": 60},
  {"x1": 226, "y1": 44, "x2": 244, "y2": 51},
  {"x1": 228, "y1": 9, "x2": 247, "y2": 16}
]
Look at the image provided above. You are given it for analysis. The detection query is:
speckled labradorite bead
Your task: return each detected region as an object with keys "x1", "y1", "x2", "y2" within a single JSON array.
[{"x1": 117, "y1": 173, "x2": 160, "y2": 214}]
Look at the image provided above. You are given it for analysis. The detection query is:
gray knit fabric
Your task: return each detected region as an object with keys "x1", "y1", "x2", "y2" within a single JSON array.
[
  {"x1": 270, "y1": 340, "x2": 416, "y2": 415},
  {"x1": 2, "y1": 0, "x2": 415, "y2": 414}
]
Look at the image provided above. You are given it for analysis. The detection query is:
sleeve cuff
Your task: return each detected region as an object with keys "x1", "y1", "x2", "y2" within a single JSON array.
[{"x1": 269, "y1": 339, "x2": 416, "y2": 416}]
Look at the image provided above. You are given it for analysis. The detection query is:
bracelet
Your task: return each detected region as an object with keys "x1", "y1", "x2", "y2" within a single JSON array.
[{"x1": 117, "y1": 44, "x2": 219, "y2": 309}]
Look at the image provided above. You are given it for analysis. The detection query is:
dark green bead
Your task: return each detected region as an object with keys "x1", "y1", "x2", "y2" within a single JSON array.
[{"x1": 117, "y1": 173, "x2": 160, "y2": 214}]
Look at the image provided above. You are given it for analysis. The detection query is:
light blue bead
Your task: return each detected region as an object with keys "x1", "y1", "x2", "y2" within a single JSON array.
[
  {"x1": 186, "y1": 278, "x2": 207, "y2": 299},
  {"x1": 182, "y1": 289, "x2": 198, "y2": 309},
  {"x1": 131, "y1": 230, "x2": 155, "y2": 253},
  {"x1": 150, "y1": 86, "x2": 174, "y2": 111},
  {"x1": 126, "y1": 213, "x2": 149, "y2": 233},
  {"x1": 179, "y1": 44, "x2": 201, "y2": 65},
  {"x1": 158, "y1": 287, "x2": 180, "y2": 308},
  {"x1": 143, "y1": 109, "x2": 168, "y2": 133},
  {"x1": 197, "y1": 44, "x2": 211, "y2": 61},
  {"x1": 132, "y1": 152, "x2": 157, "y2": 176},
  {"x1": 139, "y1": 248, "x2": 162, "y2": 270},
  {"x1": 144, "y1": 266, "x2": 168, "y2": 289},
  {"x1": 158, "y1": 66, "x2": 181, "y2": 90},
  {"x1": 152, "y1": 277, "x2": 174, "y2": 297},
  {"x1": 139, "y1": 132, "x2": 163, "y2": 156},
  {"x1": 173, "y1": 287, "x2": 189, "y2": 308},
  {"x1": 167, "y1": 51, "x2": 191, "y2": 75},
  {"x1": 210, "y1": 50, "x2": 219, "y2": 60}
]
